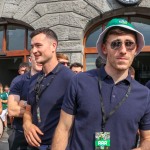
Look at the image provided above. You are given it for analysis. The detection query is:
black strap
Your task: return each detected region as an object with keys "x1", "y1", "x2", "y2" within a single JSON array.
[
  {"x1": 97, "y1": 69, "x2": 132, "y2": 132},
  {"x1": 34, "y1": 64, "x2": 61, "y2": 103},
  {"x1": 34, "y1": 64, "x2": 61, "y2": 123}
]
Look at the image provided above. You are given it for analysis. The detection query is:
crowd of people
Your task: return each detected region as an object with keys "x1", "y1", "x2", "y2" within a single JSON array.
[{"x1": 0, "y1": 18, "x2": 150, "y2": 150}]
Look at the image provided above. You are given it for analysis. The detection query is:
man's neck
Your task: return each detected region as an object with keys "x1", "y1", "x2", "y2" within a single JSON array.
[
  {"x1": 43, "y1": 59, "x2": 59, "y2": 76},
  {"x1": 30, "y1": 69, "x2": 39, "y2": 76},
  {"x1": 104, "y1": 65, "x2": 129, "y2": 84}
]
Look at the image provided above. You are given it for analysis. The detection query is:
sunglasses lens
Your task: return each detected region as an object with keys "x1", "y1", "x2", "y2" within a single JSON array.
[
  {"x1": 60, "y1": 62, "x2": 65, "y2": 65},
  {"x1": 110, "y1": 40, "x2": 136, "y2": 51},
  {"x1": 60, "y1": 62, "x2": 70, "y2": 66},
  {"x1": 125, "y1": 40, "x2": 136, "y2": 50},
  {"x1": 111, "y1": 40, "x2": 122, "y2": 50}
]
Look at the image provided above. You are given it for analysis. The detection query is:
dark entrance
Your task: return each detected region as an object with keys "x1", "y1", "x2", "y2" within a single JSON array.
[
  {"x1": 133, "y1": 52, "x2": 150, "y2": 85},
  {"x1": 0, "y1": 57, "x2": 23, "y2": 86}
]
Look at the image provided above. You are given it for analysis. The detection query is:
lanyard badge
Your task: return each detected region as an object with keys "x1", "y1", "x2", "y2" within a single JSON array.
[
  {"x1": 95, "y1": 132, "x2": 110, "y2": 150},
  {"x1": 37, "y1": 106, "x2": 41, "y2": 123}
]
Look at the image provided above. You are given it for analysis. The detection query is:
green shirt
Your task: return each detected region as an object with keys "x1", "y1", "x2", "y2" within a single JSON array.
[{"x1": 0, "y1": 92, "x2": 9, "y2": 110}]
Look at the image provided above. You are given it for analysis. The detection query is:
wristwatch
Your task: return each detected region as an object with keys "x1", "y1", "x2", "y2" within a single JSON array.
[
  {"x1": 23, "y1": 101, "x2": 27, "y2": 107},
  {"x1": 117, "y1": 0, "x2": 142, "y2": 5}
]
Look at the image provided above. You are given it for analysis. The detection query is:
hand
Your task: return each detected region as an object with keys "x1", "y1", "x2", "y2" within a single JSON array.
[
  {"x1": 19, "y1": 100, "x2": 27, "y2": 108},
  {"x1": 23, "y1": 121, "x2": 44, "y2": 147}
]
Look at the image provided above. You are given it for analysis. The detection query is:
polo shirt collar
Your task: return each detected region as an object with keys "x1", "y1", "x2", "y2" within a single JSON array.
[
  {"x1": 26, "y1": 71, "x2": 32, "y2": 79},
  {"x1": 40, "y1": 63, "x2": 61, "y2": 77},
  {"x1": 99, "y1": 66, "x2": 132, "y2": 84}
]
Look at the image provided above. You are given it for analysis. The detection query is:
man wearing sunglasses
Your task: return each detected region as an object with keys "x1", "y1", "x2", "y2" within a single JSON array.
[
  {"x1": 51, "y1": 18, "x2": 150, "y2": 150},
  {"x1": 56, "y1": 53, "x2": 70, "y2": 67}
]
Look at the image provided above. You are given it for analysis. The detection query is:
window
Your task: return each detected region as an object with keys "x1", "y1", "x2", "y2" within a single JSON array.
[
  {"x1": 27, "y1": 30, "x2": 33, "y2": 50},
  {"x1": 0, "y1": 19, "x2": 34, "y2": 61},
  {"x1": 0, "y1": 26, "x2": 3, "y2": 51},
  {"x1": 86, "y1": 54, "x2": 98, "y2": 70},
  {"x1": 6, "y1": 25, "x2": 25, "y2": 50},
  {"x1": 131, "y1": 17, "x2": 150, "y2": 45},
  {"x1": 86, "y1": 26, "x2": 102, "y2": 47}
]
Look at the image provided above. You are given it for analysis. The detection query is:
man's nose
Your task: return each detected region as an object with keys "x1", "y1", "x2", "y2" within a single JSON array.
[
  {"x1": 32, "y1": 46, "x2": 37, "y2": 53},
  {"x1": 120, "y1": 43, "x2": 127, "y2": 54}
]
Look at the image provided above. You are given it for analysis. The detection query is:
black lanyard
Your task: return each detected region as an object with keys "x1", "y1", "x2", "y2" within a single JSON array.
[
  {"x1": 34, "y1": 64, "x2": 61, "y2": 102},
  {"x1": 34, "y1": 64, "x2": 61, "y2": 122},
  {"x1": 97, "y1": 70, "x2": 132, "y2": 132}
]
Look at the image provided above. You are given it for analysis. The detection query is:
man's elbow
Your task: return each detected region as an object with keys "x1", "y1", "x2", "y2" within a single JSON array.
[
  {"x1": 8, "y1": 108, "x2": 17, "y2": 117},
  {"x1": 8, "y1": 109, "x2": 14, "y2": 117}
]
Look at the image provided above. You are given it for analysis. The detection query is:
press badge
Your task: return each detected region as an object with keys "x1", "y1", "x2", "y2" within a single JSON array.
[{"x1": 95, "y1": 132, "x2": 110, "y2": 150}]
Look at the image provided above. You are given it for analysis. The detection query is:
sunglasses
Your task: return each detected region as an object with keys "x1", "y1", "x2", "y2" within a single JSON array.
[
  {"x1": 108, "y1": 39, "x2": 136, "y2": 51},
  {"x1": 60, "y1": 62, "x2": 70, "y2": 66}
]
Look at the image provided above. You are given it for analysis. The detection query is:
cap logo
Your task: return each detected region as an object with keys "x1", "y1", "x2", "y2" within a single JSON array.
[{"x1": 119, "y1": 19, "x2": 128, "y2": 25}]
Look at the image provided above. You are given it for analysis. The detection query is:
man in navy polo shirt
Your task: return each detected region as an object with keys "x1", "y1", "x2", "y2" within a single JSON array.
[
  {"x1": 23, "y1": 28, "x2": 74, "y2": 150},
  {"x1": 8, "y1": 51, "x2": 42, "y2": 150},
  {"x1": 51, "y1": 18, "x2": 150, "y2": 150}
]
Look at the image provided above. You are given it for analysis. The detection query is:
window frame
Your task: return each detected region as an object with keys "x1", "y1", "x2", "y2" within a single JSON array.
[{"x1": 0, "y1": 20, "x2": 33, "y2": 62}]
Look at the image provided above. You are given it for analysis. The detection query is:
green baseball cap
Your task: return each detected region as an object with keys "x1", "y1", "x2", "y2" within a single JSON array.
[{"x1": 96, "y1": 18, "x2": 145, "y2": 60}]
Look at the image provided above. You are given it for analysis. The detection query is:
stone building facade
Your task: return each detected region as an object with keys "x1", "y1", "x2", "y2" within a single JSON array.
[{"x1": 0, "y1": 0, "x2": 150, "y2": 85}]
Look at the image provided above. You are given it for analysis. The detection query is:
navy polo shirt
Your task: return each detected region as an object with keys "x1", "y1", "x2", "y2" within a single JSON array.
[
  {"x1": 145, "y1": 80, "x2": 150, "y2": 89},
  {"x1": 27, "y1": 63, "x2": 74, "y2": 145},
  {"x1": 9, "y1": 72, "x2": 31, "y2": 131},
  {"x1": 62, "y1": 66, "x2": 150, "y2": 150}
]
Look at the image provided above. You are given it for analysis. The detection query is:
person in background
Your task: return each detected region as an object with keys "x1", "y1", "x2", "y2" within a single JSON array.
[
  {"x1": 4, "y1": 85, "x2": 13, "y2": 129},
  {"x1": 0, "y1": 83, "x2": 3, "y2": 94},
  {"x1": 51, "y1": 18, "x2": 150, "y2": 150},
  {"x1": 56, "y1": 53, "x2": 70, "y2": 67},
  {"x1": 23, "y1": 28, "x2": 74, "y2": 150},
  {"x1": 8, "y1": 51, "x2": 42, "y2": 150},
  {"x1": 70, "y1": 62, "x2": 83, "y2": 74},
  {"x1": 18, "y1": 62, "x2": 30, "y2": 75},
  {"x1": 0, "y1": 100, "x2": 2, "y2": 115},
  {"x1": 0, "y1": 84, "x2": 9, "y2": 131}
]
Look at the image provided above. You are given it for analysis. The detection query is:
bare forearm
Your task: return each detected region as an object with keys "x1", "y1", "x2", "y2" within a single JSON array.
[
  {"x1": 8, "y1": 95, "x2": 26, "y2": 117},
  {"x1": 51, "y1": 127, "x2": 70, "y2": 150},
  {"x1": 23, "y1": 110, "x2": 32, "y2": 125},
  {"x1": 8, "y1": 102, "x2": 25, "y2": 117},
  {"x1": 8, "y1": 105, "x2": 25, "y2": 117},
  {"x1": 137, "y1": 140, "x2": 150, "y2": 150}
]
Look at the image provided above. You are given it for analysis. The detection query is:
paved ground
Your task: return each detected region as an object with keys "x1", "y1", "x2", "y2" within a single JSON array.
[{"x1": 0, "y1": 127, "x2": 12, "y2": 150}]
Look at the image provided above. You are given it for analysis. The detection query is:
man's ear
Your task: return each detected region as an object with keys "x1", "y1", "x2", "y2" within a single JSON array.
[
  {"x1": 28, "y1": 56, "x2": 31, "y2": 63},
  {"x1": 134, "y1": 45, "x2": 138, "y2": 56},
  {"x1": 101, "y1": 43, "x2": 107, "y2": 55},
  {"x1": 51, "y1": 41, "x2": 57, "y2": 53}
]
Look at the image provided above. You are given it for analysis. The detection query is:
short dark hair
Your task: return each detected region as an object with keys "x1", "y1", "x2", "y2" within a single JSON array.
[
  {"x1": 19, "y1": 62, "x2": 29, "y2": 69},
  {"x1": 103, "y1": 27, "x2": 137, "y2": 44},
  {"x1": 30, "y1": 27, "x2": 58, "y2": 43},
  {"x1": 70, "y1": 62, "x2": 83, "y2": 69}
]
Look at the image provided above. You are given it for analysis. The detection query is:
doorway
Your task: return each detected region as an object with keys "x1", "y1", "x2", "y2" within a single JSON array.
[
  {"x1": 0, "y1": 57, "x2": 23, "y2": 86},
  {"x1": 133, "y1": 52, "x2": 150, "y2": 85}
]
